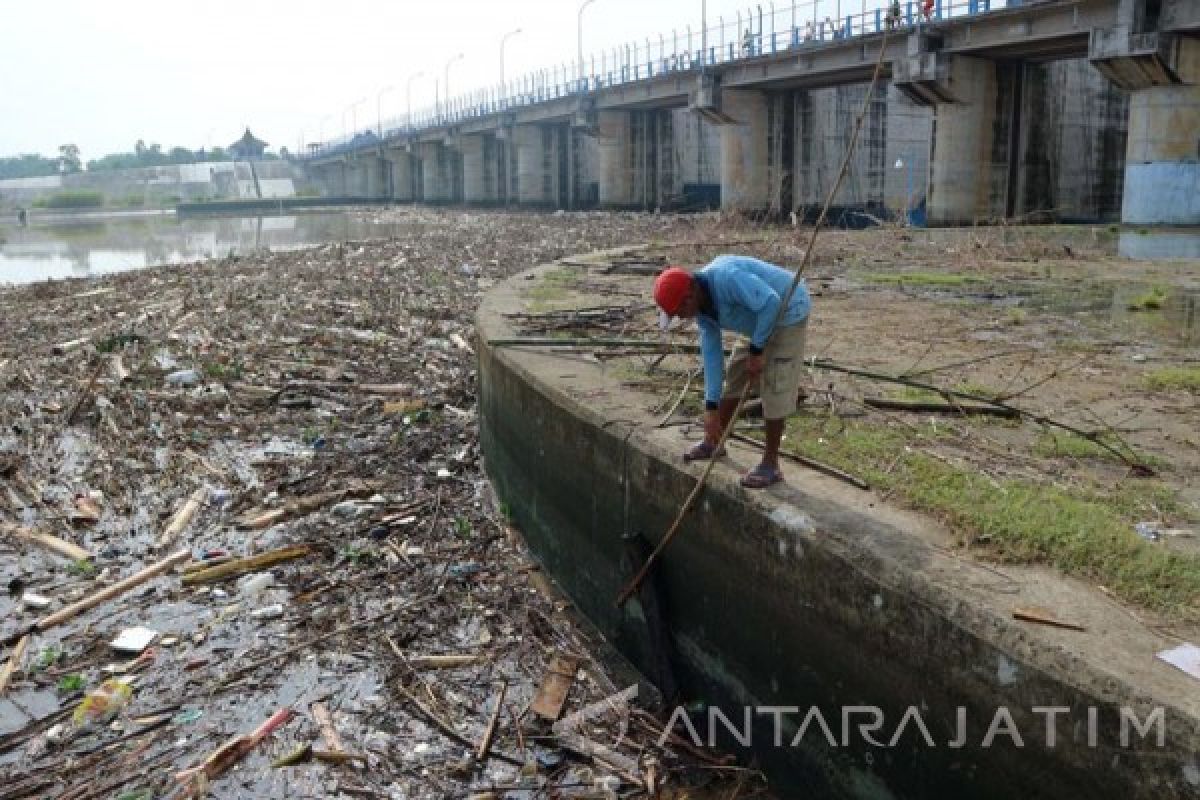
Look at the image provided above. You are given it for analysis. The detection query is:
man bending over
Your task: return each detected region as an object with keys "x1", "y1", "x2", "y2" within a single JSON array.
[{"x1": 653, "y1": 255, "x2": 811, "y2": 489}]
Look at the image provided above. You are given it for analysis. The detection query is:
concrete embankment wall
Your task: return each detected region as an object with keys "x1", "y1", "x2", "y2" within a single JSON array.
[
  {"x1": 0, "y1": 161, "x2": 315, "y2": 209},
  {"x1": 478, "y1": 261, "x2": 1200, "y2": 799}
]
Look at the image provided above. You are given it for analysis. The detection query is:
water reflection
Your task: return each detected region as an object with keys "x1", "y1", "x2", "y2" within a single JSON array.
[
  {"x1": 1118, "y1": 230, "x2": 1200, "y2": 260},
  {"x1": 0, "y1": 211, "x2": 410, "y2": 285}
]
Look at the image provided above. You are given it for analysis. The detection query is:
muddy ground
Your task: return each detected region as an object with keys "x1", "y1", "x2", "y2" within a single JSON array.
[{"x1": 0, "y1": 209, "x2": 1196, "y2": 799}]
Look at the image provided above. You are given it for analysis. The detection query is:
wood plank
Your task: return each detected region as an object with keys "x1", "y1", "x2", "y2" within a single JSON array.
[{"x1": 530, "y1": 654, "x2": 580, "y2": 721}]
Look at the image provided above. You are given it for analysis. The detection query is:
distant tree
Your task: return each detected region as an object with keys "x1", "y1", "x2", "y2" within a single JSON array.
[
  {"x1": 58, "y1": 144, "x2": 82, "y2": 173},
  {"x1": 0, "y1": 153, "x2": 61, "y2": 179}
]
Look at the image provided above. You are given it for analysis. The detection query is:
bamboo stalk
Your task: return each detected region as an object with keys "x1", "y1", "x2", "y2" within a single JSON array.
[
  {"x1": 617, "y1": 21, "x2": 897, "y2": 608},
  {"x1": 181, "y1": 546, "x2": 309, "y2": 585},
  {"x1": 2, "y1": 523, "x2": 91, "y2": 561},
  {"x1": 158, "y1": 487, "x2": 207, "y2": 549},
  {"x1": 36, "y1": 550, "x2": 189, "y2": 632},
  {"x1": 0, "y1": 635, "x2": 29, "y2": 696},
  {"x1": 477, "y1": 680, "x2": 509, "y2": 763}
]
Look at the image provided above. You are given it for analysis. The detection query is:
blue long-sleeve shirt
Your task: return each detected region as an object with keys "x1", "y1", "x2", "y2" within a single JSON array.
[{"x1": 694, "y1": 255, "x2": 811, "y2": 406}]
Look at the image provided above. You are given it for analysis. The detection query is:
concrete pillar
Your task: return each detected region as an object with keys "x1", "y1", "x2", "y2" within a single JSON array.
[
  {"x1": 386, "y1": 151, "x2": 414, "y2": 201},
  {"x1": 597, "y1": 111, "x2": 633, "y2": 207},
  {"x1": 1122, "y1": 82, "x2": 1200, "y2": 224},
  {"x1": 461, "y1": 135, "x2": 489, "y2": 205},
  {"x1": 927, "y1": 56, "x2": 1003, "y2": 225},
  {"x1": 513, "y1": 124, "x2": 548, "y2": 206},
  {"x1": 719, "y1": 89, "x2": 770, "y2": 212},
  {"x1": 419, "y1": 142, "x2": 448, "y2": 202},
  {"x1": 364, "y1": 157, "x2": 385, "y2": 199}
]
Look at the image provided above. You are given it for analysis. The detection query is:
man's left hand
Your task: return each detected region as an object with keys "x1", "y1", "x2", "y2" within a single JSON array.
[{"x1": 744, "y1": 353, "x2": 765, "y2": 380}]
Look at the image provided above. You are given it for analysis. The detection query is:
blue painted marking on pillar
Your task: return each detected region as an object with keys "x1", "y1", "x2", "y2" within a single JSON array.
[
  {"x1": 906, "y1": 1, "x2": 913, "y2": 24},
  {"x1": 844, "y1": 15, "x2": 851, "y2": 36},
  {"x1": 968, "y1": 0, "x2": 977, "y2": 14},
  {"x1": 875, "y1": 9, "x2": 881, "y2": 32},
  {"x1": 936, "y1": 0, "x2": 943, "y2": 18}
]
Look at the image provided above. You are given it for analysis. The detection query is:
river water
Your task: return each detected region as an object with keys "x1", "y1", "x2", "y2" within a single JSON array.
[
  {"x1": 0, "y1": 210, "x2": 417, "y2": 286},
  {"x1": 2, "y1": 209, "x2": 1198, "y2": 288}
]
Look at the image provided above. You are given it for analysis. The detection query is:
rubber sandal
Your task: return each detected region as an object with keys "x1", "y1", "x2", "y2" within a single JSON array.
[
  {"x1": 683, "y1": 441, "x2": 726, "y2": 461},
  {"x1": 740, "y1": 464, "x2": 783, "y2": 489}
]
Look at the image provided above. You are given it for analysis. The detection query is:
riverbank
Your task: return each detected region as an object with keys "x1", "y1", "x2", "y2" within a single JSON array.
[{"x1": 477, "y1": 232, "x2": 1200, "y2": 798}]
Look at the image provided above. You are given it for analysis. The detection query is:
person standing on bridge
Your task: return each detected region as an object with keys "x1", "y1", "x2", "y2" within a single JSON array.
[{"x1": 653, "y1": 256, "x2": 811, "y2": 489}]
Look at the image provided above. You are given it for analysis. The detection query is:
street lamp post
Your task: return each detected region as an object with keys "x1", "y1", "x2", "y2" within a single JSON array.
[
  {"x1": 377, "y1": 85, "x2": 396, "y2": 138},
  {"x1": 578, "y1": 0, "x2": 598, "y2": 86},
  {"x1": 344, "y1": 98, "x2": 366, "y2": 139},
  {"x1": 443, "y1": 53, "x2": 465, "y2": 122},
  {"x1": 318, "y1": 114, "x2": 332, "y2": 149},
  {"x1": 500, "y1": 28, "x2": 522, "y2": 88},
  {"x1": 405, "y1": 71, "x2": 425, "y2": 129}
]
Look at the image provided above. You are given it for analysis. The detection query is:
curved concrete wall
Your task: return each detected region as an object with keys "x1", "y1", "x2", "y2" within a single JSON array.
[{"x1": 478, "y1": 261, "x2": 1200, "y2": 799}]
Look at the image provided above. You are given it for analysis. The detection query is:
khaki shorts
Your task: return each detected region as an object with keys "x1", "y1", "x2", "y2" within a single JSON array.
[{"x1": 725, "y1": 321, "x2": 808, "y2": 420}]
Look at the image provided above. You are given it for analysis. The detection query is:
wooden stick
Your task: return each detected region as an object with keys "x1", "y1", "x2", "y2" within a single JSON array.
[
  {"x1": 1012, "y1": 607, "x2": 1086, "y2": 632},
  {"x1": 181, "y1": 556, "x2": 233, "y2": 574},
  {"x1": 181, "y1": 546, "x2": 309, "y2": 585},
  {"x1": 728, "y1": 432, "x2": 870, "y2": 490},
  {"x1": 408, "y1": 654, "x2": 488, "y2": 670},
  {"x1": 237, "y1": 485, "x2": 378, "y2": 530},
  {"x1": 863, "y1": 397, "x2": 1020, "y2": 418},
  {"x1": 35, "y1": 550, "x2": 189, "y2": 632},
  {"x1": 617, "y1": 21, "x2": 897, "y2": 607},
  {"x1": 2, "y1": 523, "x2": 91, "y2": 561},
  {"x1": 0, "y1": 635, "x2": 29, "y2": 696},
  {"x1": 393, "y1": 681, "x2": 522, "y2": 767},
  {"x1": 157, "y1": 488, "x2": 207, "y2": 549},
  {"x1": 477, "y1": 680, "x2": 508, "y2": 763}
]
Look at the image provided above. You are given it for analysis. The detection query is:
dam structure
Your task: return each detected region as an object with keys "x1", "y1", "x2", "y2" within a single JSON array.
[{"x1": 302, "y1": 0, "x2": 1200, "y2": 226}]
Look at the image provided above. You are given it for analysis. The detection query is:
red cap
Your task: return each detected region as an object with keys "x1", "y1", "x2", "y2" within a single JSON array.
[{"x1": 653, "y1": 267, "x2": 693, "y2": 316}]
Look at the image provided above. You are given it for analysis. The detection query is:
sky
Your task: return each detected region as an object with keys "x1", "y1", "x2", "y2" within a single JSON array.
[{"x1": 0, "y1": 0, "x2": 838, "y2": 161}]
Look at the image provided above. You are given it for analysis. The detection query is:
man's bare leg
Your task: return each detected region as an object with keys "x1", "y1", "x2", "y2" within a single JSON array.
[
  {"x1": 762, "y1": 418, "x2": 784, "y2": 472},
  {"x1": 716, "y1": 396, "x2": 741, "y2": 440}
]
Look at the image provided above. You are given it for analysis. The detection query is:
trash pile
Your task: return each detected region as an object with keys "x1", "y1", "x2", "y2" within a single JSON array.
[{"x1": 0, "y1": 209, "x2": 755, "y2": 799}]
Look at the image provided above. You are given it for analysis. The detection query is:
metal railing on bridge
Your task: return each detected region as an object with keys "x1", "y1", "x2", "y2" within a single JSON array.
[{"x1": 303, "y1": 0, "x2": 1014, "y2": 160}]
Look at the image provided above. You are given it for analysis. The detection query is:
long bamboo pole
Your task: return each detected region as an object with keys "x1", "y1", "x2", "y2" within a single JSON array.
[{"x1": 616, "y1": 24, "x2": 896, "y2": 607}]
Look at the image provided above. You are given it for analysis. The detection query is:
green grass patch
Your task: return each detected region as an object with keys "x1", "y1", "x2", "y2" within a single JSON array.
[
  {"x1": 889, "y1": 381, "x2": 1000, "y2": 403},
  {"x1": 783, "y1": 416, "x2": 1200, "y2": 617},
  {"x1": 33, "y1": 646, "x2": 64, "y2": 672},
  {"x1": 1144, "y1": 366, "x2": 1200, "y2": 393},
  {"x1": 39, "y1": 190, "x2": 105, "y2": 209},
  {"x1": 1126, "y1": 286, "x2": 1169, "y2": 311},
  {"x1": 1034, "y1": 431, "x2": 1126, "y2": 462},
  {"x1": 861, "y1": 271, "x2": 983, "y2": 288},
  {"x1": 57, "y1": 674, "x2": 86, "y2": 693},
  {"x1": 67, "y1": 558, "x2": 96, "y2": 577},
  {"x1": 526, "y1": 266, "x2": 584, "y2": 312}
]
